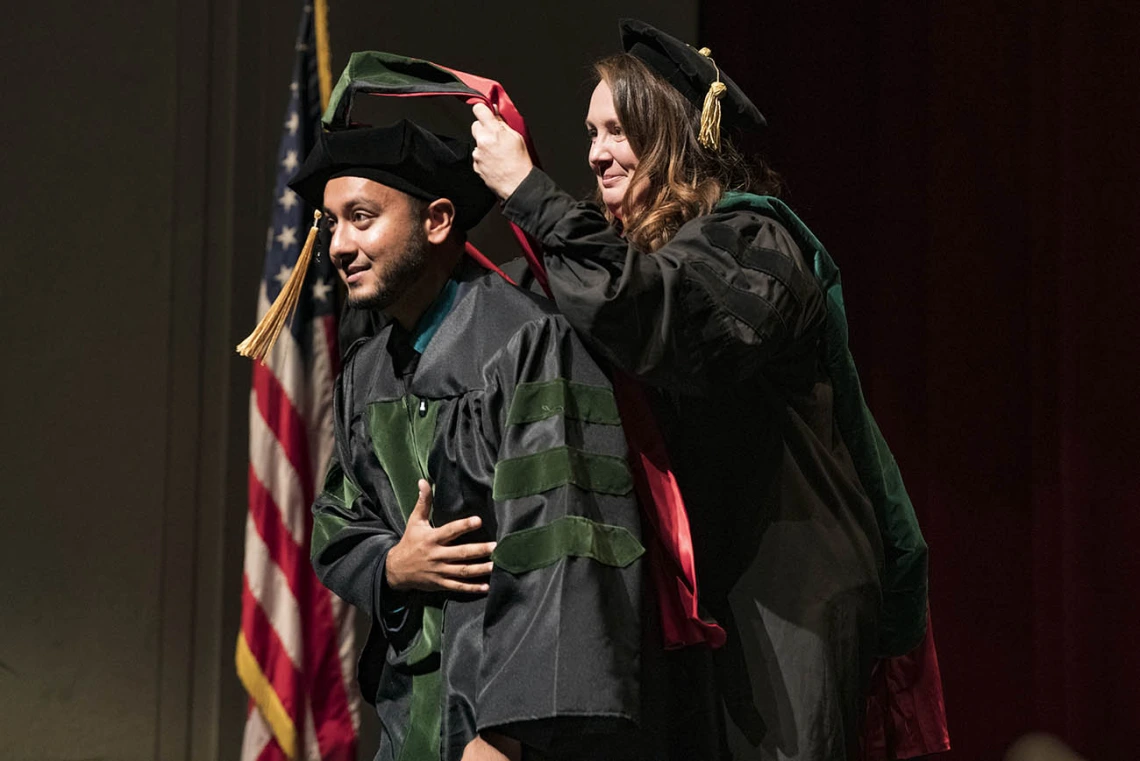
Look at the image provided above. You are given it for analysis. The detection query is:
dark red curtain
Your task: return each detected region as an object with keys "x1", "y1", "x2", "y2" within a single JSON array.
[{"x1": 702, "y1": 2, "x2": 1140, "y2": 759}]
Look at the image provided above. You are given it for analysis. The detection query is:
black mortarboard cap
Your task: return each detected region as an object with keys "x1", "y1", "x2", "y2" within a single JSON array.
[
  {"x1": 288, "y1": 119, "x2": 496, "y2": 231},
  {"x1": 619, "y1": 18, "x2": 767, "y2": 132}
]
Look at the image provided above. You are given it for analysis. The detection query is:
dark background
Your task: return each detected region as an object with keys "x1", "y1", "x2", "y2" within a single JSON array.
[
  {"x1": 2, "y1": 1, "x2": 1137, "y2": 759},
  {"x1": 705, "y1": 2, "x2": 1140, "y2": 759}
]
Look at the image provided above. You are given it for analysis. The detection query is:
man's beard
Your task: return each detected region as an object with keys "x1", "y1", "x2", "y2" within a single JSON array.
[{"x1": 346, "y1": 224, "x2": 429, "y2": 312}]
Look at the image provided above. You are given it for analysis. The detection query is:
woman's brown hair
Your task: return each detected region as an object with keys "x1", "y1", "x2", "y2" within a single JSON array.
[{"x1": 594, "y1": 53, "x2": 781, "y2": 252}]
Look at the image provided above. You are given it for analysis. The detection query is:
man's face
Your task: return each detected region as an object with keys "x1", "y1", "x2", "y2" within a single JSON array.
[{"x1": 323, "y1": 176, "x2": 429, "y2": 311}]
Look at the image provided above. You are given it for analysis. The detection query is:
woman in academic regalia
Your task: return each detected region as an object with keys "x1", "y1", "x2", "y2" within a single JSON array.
[{"x1": 471, "y1": 18, "x2": 934, "y2": 761}]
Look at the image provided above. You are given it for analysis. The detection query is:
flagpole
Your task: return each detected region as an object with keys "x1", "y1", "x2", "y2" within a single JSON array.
[
  {"x1": 314, "y1": 0, "x2": 332, "y2": 110},
  {"x1": 237, "y1": 3, "x2": 358, "y2": 759}
]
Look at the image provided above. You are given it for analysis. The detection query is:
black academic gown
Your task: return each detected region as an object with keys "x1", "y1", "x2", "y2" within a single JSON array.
[
  {"x1": 311, "y1": 263, "x2": 646, "y2": 761},
  {"x1": 502, "y1": 169, "x2": 885, "y2": 761}
]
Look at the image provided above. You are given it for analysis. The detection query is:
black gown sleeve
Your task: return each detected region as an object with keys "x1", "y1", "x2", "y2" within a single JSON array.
[
  {"x1": 502, "y1": 168, "x2": 826, "y2": 393},
  {"x1": 476, "y1": 313, "x2": 645, "y2": 754}
]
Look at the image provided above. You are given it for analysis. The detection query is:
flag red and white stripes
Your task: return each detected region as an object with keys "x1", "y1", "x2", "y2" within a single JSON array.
[{"x1": 237, "y1": 4, "x2": 358, "y2": 759}]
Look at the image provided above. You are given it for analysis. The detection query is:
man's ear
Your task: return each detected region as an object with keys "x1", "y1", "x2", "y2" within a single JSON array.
[{"x1": 423, "y1": 198, "x2": 456, "y2": 244}]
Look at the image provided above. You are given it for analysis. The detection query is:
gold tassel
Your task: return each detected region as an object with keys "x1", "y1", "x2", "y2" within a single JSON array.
[
  {"x1": 696, "y1": 47, "x2": 727, "y2": 151},
  {"x1": 236, "y1": 210, "x2": 322, "y2": 362}
]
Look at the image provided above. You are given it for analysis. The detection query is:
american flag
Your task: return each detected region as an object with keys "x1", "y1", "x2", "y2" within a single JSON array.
[{"x1": 237, "y1": 4, "x2": 359, "y2": 760}]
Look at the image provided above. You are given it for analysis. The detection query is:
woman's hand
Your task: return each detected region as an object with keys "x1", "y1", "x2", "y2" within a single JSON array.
[
  {"x1": 471, "y1": 103, "x2": 534, "y2": 200},
  {"x1": 385, "y1": 480, "x2": 495, "y2": 594}
]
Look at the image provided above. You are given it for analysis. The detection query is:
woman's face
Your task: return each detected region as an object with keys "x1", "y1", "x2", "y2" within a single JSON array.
[{"x1": 586, "y1": 79, "x2": 641, "y2": 219}]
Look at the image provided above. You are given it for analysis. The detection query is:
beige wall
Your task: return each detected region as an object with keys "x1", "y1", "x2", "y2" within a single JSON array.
[
  {"x1": 0, "y1": 2, "x2": 695, "y2": 759},
  {"x1": 1, "y1": 0, "x2": 220, "y2": 759}
]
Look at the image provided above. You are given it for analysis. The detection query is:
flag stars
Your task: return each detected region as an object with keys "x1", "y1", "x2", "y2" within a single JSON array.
[
  {"x1": 276, "y1": 226, "x2": 298, "y2": 248},
  {"x1": 275, "y1": 265, "x2": 292, "y2": 285},
  {"x1": 312, "y1": 277, "x2": 333, "y2": 303},
  {"x1": 285, "y1": 112, "x2": 299, "y2": 136},
  {"x1": 282, "y1": 150, "x2": 299, "y2": 173},
  {"x1": 290, "y1": 81, "x2": 299, "y2": 93},
  {"x1": 279, "y1": 188, "x2": 299, "y2": 212}
]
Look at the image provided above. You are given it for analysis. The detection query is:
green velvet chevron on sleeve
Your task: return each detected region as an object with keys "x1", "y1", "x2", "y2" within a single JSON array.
[
  {"x1": 492, "y1": 515, "x2": 645, "y2": 574},
  {"x1": 506, "y1": 379, "x2": 622, "y2": 427},
  {"x1": 492, "y1": 445, "x2": 633, "y2": 500}
]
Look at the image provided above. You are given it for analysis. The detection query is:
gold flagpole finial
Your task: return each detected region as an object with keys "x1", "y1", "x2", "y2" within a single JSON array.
[{"x1": 314, "y1": 0, "x2": 333, "y2": 110}]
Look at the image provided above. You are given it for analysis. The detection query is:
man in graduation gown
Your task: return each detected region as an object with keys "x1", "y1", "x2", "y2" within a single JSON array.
[{"x1": 294, "y1": 120, "x2": 647, "y2": 761}]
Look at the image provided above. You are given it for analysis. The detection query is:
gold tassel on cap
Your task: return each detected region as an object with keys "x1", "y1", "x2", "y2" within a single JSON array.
[
  {"x1": 696, "y1": 47, "x2": 727, "y2": 151},
  {"x1": 236, "y1": 210, "x2": 322, "y2": 362}
]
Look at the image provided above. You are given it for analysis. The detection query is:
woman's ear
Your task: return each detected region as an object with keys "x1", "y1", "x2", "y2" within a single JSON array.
[{"x1": 423, "y1": 198, "x2": 456, "y2": 244}]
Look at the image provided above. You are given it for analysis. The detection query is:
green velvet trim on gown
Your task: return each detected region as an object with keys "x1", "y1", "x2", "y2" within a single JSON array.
[
  {"x1": 507, "y1": 378, "x2": 622, "y2": 427},
  {"x1": 492, "y1": 515, "x2": 645, "y2": 574},
  {"x1": 492, "y1": 445, "x2": 633, "y2": 500},
  {"x1": 368, "y1": 396, "x2": 444, "y2": 761},
  {"x1": 717, "y1": 191, "x2": 930, "y2": 656}
]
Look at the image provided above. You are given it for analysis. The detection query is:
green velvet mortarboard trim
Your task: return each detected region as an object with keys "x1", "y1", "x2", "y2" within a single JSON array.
[{"x1": 492, "y1": 515, "x2": 645, "y2": 575}]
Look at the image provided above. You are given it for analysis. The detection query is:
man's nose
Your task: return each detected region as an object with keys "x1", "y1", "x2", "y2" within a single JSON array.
[{"x1": 327, "y1": 224, "x2": 353, "y2": 263}]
